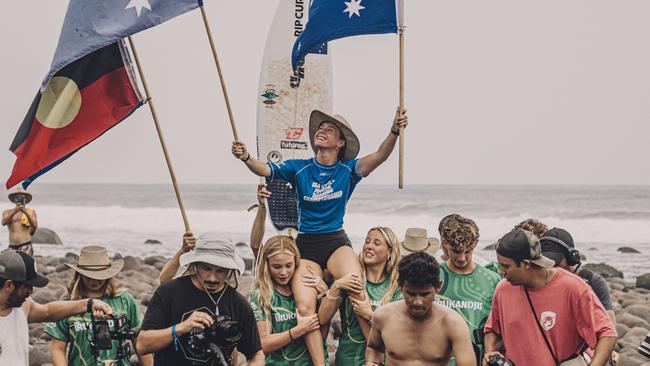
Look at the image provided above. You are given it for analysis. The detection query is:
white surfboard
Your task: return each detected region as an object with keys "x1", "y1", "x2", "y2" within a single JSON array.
[{"x1": 256, "y1": 0, "x2": 333, "y2": 236}]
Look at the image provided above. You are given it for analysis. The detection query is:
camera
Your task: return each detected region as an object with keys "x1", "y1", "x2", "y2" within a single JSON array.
[
  {"x1": 639, "y1": 332, "x2": 650, "y2": 359},
  {"x1": 12, "y1": 195, "x2": 26, "y2": 205},
  {"x1": 91, "y1": 313, "x2": 139, "y2": 361},
  {"x1": 487, "y1": 354, "x2": 515, "y2": 366},
  {"x1": 186, "y1": 315, "x2": 242, "y2": 366}
]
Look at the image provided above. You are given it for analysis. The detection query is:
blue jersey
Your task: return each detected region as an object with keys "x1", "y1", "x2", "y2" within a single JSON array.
[{"x1": 267, "y1": 158, "x2": 363, "y2": 233}]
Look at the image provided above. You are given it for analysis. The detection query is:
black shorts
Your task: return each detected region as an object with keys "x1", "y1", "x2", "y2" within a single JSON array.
[{"x1": 296, "y1": 230, "x2": 351, "y2": 269}]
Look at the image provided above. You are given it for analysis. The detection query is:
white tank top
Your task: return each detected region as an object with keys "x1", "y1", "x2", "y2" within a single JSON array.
[{"x1": 0, "y1": 307, "x2": 29, "y2": 366}]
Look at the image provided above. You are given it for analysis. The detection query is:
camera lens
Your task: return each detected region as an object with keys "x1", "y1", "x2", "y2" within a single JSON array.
[{"x1": 639, "y1": 332, "x2": 650, "y2": 359}]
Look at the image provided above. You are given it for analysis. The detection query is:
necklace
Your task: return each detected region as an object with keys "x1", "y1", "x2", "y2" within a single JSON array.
[{"x1": 197, "y1": 272, "x2": 229, "y2": 316}]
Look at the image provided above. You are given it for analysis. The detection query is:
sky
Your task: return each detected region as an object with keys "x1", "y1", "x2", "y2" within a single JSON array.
[{"x1": 1, "y1": 1, "x2": 650, "y2": 187}]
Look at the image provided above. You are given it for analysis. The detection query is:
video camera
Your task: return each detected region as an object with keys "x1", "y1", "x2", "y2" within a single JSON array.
[
  {"x1": 487, "y1": 354, "x2": 515, "y2": 366},
  {"x1": 90, "y1": 312, "x2": 139, "y2": 361},
  {"x1": 186, "y1": 315, "x2": 242, "y2": 366}
]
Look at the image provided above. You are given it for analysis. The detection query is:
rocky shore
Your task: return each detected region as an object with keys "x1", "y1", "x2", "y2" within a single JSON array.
[{"x1": 24, "y1": 255, "x2": 650, "y2": 366}]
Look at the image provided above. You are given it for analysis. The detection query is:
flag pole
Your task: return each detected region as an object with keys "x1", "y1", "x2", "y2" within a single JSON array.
[
  {"x1": 127, "y1": 36, "x2": 192, "y2": 233},
  {"x1": 198, "y1": 4, "x2": 239, "y2": 140},
  {"x1": 398, "y1": 0, "x2": 406, "y2": 189}
]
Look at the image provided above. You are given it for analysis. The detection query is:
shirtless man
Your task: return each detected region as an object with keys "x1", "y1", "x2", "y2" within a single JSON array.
[
  {"x1": 2, "y1": 188, "x2": 37, "y2": 255},
  {"x1": 365, "y1": 252, "x2": 476, "y2": 366}
]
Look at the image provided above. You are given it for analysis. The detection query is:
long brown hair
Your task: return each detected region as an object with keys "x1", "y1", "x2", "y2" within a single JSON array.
[
  {"x1": 362, "y1": 227, "x2": 401, "y2": 306},
  {"x1": 66, "y1": 272, "x2": 121, "y2": 300},
  {"x1": 252, "y1": 236, "x2": 300, "y2": 323}
]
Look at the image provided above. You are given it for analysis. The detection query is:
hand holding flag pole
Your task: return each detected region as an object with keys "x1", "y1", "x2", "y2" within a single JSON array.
[{"x1": 127, "y1": 36, "x2": 191, "y2": 233}]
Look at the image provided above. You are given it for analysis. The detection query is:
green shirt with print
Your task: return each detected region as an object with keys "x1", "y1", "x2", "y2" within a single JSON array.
[
  {"x1": 437, "y1": 261, "x2": 501, "y2": 366},
  {"x1": 336, "y1": 276, "x2": 402, "y2": 366},
  {"x1": 44, "y1": 291, "x2": 142, "y2": 366},
  {"x1": 250, "y1": 288, "x2": 313, "y2": 366}
]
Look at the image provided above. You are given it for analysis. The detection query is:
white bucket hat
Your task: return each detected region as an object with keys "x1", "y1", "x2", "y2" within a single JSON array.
[{"x1": 180, "y1": 233, "x2": 245, "y2": 275}]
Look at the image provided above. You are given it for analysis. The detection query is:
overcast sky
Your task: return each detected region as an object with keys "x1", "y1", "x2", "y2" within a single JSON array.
[{"x1": 2, "y1": 1, "x2": 650, "y2": 187}]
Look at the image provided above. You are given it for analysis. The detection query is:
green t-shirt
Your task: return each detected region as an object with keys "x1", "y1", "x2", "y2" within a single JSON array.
[
  {"x1": 44, "y1": 292, "x2": 142, "y2": 366},
  {"x1": 336, "y1": 276, "x2": 403, "y2": 366},
  {"x1": 250, "y1": 288, "x2": 312, "y2": 366},
  {"x1": 437, "y1": 262, "x2": 501, "y2": 366}
]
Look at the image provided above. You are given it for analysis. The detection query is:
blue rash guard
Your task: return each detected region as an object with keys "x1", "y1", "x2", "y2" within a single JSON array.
[{"x1": 267, "y1": 157, "x2": 363, "y2": 233}]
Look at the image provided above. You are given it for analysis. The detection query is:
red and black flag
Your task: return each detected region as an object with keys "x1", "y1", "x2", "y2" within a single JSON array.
[{"x1": 6, "y1": 40, "x2": 143, "y2": 188}]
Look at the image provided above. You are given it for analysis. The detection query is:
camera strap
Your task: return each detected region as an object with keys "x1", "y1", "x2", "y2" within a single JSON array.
[{"x1": 524, "y1": 287, "x2": 559, "y2": 365}]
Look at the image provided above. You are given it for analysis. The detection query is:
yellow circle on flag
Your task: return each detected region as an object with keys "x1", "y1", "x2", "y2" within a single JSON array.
[{"x1": 36, "y1": 76, "x2": 82, "y2": 129}]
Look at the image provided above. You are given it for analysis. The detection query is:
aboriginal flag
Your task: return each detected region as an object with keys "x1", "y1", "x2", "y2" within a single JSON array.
[{"x1": 6, "y1": 41, "x2": 143, "y2": 189}]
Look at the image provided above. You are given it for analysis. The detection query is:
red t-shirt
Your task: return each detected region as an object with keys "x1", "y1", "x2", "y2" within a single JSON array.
[{"x1": 484, "y1": 268, "x2": 617, "y2": 365}]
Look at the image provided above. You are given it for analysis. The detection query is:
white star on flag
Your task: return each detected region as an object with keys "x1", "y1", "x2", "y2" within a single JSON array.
[
  {"x1": 343, "y1": 0, "x2": 365, "y2": 18},
  {"x1": 125, "y1": 0, "x2": 152, "y2": 17}
]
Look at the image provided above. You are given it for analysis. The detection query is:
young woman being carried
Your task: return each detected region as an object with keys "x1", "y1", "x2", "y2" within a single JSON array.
[{"x1": 232, "y1": 108, "x2": 407, "y2": 365}]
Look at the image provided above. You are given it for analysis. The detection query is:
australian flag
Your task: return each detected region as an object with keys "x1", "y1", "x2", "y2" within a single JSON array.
[
  {"x1": 292, "y1": 0, "x2": 403, "y2": 70},
  {"x1": 43, "y1": 0, "x2": 201, "y2": 89}
]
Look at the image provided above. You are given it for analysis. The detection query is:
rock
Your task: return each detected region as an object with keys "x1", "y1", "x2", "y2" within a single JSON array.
[
  {"x1": 618, "y1": 247, "x2": 641, "y2": 254},
  {"x1": 579, "y1": 252, "x2": 587, "y2": 261},
  {"x1": 113, "y1": 253, "x2": 123, "y2": 260},
  {"x1": 122, "y1": 256, "x2": 141, "y2": 271},
  {"x1": 582, "y1": 263, "x2": 624, "y2": 279},
  {"x1": 618, "y1": 350, "x2": 650, "y2": 366},
  {"x1": 31, "y1": 289, "x2": 58, "y2": 304},
  {"x1": 31, "y1": 227, "x2": 63, "y2": 245},
  {"x1": 55, "y1": 263, "x2": 71, "y2": 273},
  {"x1": 626, "y1": 304, "x2": 650, "y2": 324},
  {"x1": 483, "y1": 243, "x2": 497, "y2": 251},
  {"x1": 618, "y1": 313, "x2": 650, "y2": 330},
  {"x1": 235, "y1": 242, "x2": 255, "y2": 272},
  {"x1": 144, "y1": 239, "x2": 162, "y2": 245},
  {"x1": 64, "y1": 252, "x2": 79, "y2": 261},
  {"x1": 616, "y1": 323, "x2": 630, "y2": 337},
  {"x1": 637, "y1": 274, "x2": 650, "y2": 290},
  {"x1": 28, "y1": 347, "x2": 49, "y2": 366},
  {"x1": 626, "y1": 326, "x2": 650, "y2": 338},
  {"x1": 144, "y1": 255, "x2": 166, "y2": 266}
]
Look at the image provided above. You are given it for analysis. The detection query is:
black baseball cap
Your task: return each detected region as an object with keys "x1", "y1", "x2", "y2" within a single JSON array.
[
  {"x1": 496, "y1": 229, "x2": 555, "y2": 268},
  {"x1": 0, "y1": 250, "x2": 48, "y2": 287},
  {"x1": 540, "y1": 228, "x2": 575, "y2": 266}
]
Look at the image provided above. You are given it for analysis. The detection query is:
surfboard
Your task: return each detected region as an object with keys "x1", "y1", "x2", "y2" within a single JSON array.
[{"x1": 256, "y1": 0, "x2": 333, "y2": 236}]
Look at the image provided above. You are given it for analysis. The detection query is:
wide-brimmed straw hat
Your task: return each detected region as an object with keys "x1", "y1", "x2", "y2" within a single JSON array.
[
  {"x1": 8, "y1": 187, "x2": 32, "y2": 204},
  {"x1": 400, "y1": 228, "x2": 440, "y2": 257},
  {"x1": 180, "y1": 233, "x2": 245, "y2": 275},
  {"x1": 309, "y1": 110, "x2": 360, "y2": 161},
  {"x1": 65, "y1": 246, "x2": 124, "y2": 280}
]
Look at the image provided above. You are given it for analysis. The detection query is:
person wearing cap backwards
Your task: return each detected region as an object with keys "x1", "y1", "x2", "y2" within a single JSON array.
[
  {"x1": 45, "y1": 246, "x2": 153, "y2": 366},
  {"x1": 137, "y1": 232, "x2": 264, "y2": 366},
  {"x1": 483, "y1": 229, "x2": 617, "y2": 366},
  {"x1": 540, "y1": 227, "x2": 619, "y2": 365},
  {"x1": 2, "y1": 188, "x2": 38, "y2": 256},
  {"x1": 435, "y1": 214, "x2": 501, "y2": 366},
  {"x1": 231, "y1": 108, "x2": 407, "y2": 365},
  {"x1": 0, "y1": 250, "x2": 113, "y2": 366}
]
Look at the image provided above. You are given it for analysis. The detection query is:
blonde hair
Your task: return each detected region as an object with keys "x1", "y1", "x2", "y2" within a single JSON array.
[
  {"x1": 363, "y1": 227, "x2": 401, "y2": 306},
  {"x1": 66, "y1": 272, "x2": 121, "y2": 300},
  {"x1": 252, "y1": 236, "x2": 300, "y2": 323}
]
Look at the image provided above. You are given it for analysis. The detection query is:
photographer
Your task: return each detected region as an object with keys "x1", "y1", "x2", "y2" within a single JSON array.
[
  {"x1": 0, "y1": 249, "x2": 113, "y2": 366},
  {"x1": 44, "y1": 246, "x2": 152, "y2": 366},
  {"x1": 137, "y1": 233, "x2": 264, "y2": 366},
  {"x1": 2, "y1": 188, "x2": 38, "y2": 255}
]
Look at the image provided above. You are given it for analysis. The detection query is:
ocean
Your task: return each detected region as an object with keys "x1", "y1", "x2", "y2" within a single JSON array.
[{"x1": 8, "y1": 183, "x2": 650, "y2": 279}]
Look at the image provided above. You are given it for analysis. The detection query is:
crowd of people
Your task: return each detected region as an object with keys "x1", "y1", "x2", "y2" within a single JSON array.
[{"x1": 0, "y1": 108, "x2": 643, "y2": 366}]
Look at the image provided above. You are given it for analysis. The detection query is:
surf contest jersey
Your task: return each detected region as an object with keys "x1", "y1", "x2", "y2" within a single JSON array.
[
  {"x1": 267, "y1": 158, "x2": 363, "y2": 233},
  {"x1": 436, "y1": 262, "x2": 501, "y2": 366}
]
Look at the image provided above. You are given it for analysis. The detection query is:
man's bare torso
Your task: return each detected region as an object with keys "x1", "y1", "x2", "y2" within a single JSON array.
[
  {"x1": 378, "y1": 301, "x2": 455, "y2": 366},
  {"x1": 3, "y1": 208, "x2": 34, "y2": 244}
]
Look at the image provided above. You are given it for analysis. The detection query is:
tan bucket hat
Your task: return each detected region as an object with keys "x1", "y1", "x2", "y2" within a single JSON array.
[
  {"x1": 8, "y1": 187, "x2": 32, "y2": 205},
  {"x1": 309, "y1": 110, "x2": 360, "y2": 161},
  {"x1": 65, "y1": 246, "x2": 124, "y2": 280},
  {"x1": 400, "y1": 228, "x2": 441, "y2": 257}
]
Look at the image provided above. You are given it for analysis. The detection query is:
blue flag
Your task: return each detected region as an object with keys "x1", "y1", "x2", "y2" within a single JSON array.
[
  {"x1": 292, "y1": 0, "x2": 403, "y2": 70},
  {"x1": 43, "y1": 0, "x2": 201, "y2": 89}
]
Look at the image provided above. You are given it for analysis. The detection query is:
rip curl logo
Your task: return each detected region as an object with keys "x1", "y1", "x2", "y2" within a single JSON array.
[
  {"x1": 304, "y1": 180, "x2": 342, "y2": 202},
  {"x1": 540, "y1": 311, "x2": 557, "y2": 330},
  {"x1": 284, "y1": 127, "x2": 304, "y2": 140}
]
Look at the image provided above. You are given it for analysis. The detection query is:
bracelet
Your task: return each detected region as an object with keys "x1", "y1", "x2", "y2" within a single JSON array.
[
  {"x1": 390, "y1": 126, "x2": 400, "y2": 136},
  {"x1": 258, "y1": 203, "x2": 266, "y2": 209},
  {"x1": 241, "y1": 153, "x2": 251, "y2": 162},
  {"x1": 171, "y1": 324, "x2": 181, "y2": 351},
  {"x1": 86, "y1": 298, "x2": 93, "y2": 313},
  {"x1": 288, "y1": 328, "x2": 295, "y2": 341}
]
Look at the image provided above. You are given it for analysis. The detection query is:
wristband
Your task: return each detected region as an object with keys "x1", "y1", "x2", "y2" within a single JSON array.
[
  {"x1": 288, "y1": 328, "x2": 295, "y2": 341},
  {"x1": 241, "y1": 153, "x2": 251, "y2": 163},
  {"x1": 390, "y1": 126, "x2": 400, "y2": 136},
  {"x1": 171, "y1": 324, "x2": 180, "y2": 351},
  {"x1": 86, "y1": 298, "x2": 93, "y2": 313}
]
